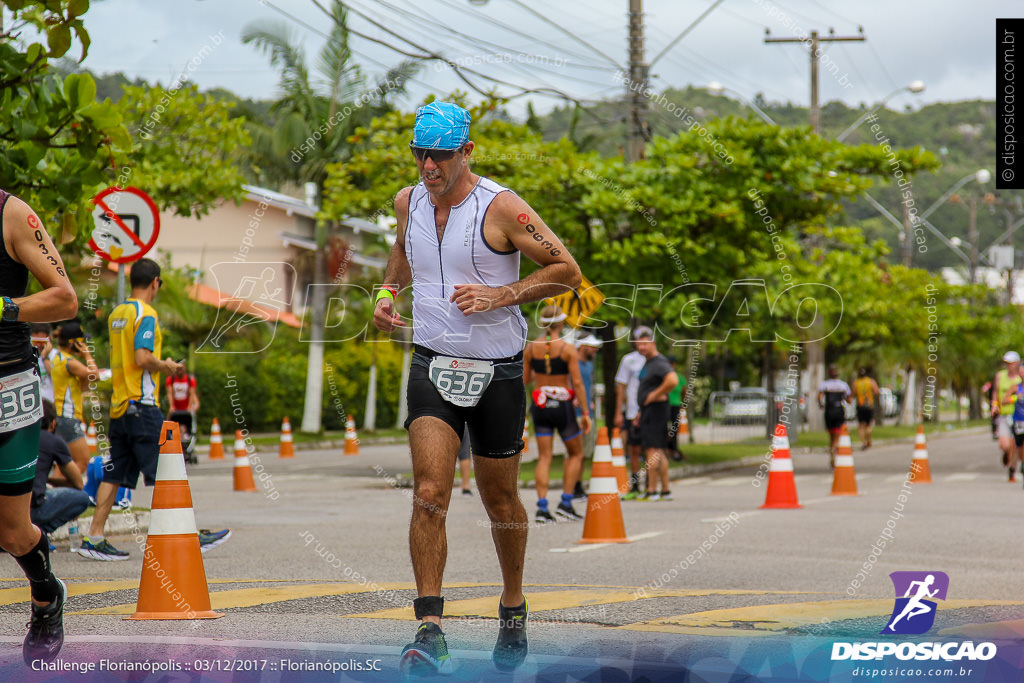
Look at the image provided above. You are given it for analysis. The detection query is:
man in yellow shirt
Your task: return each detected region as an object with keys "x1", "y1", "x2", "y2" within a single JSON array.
[
  {"x1": 993, "y1": 351, "x2": 1023, "y2": 482},
  {"x1": 78, "y1": 259, "x2": 230, "y2": 560},
  {"x1": 50, "y1": 320, "x2": 97, "y2": 473},
  {"x1": 853, "y1": 368, "x2": 880, "y2": 449}
]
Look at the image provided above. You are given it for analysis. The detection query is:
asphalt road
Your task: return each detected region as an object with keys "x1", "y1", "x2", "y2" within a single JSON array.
[{"x1": 2, "y1": 428, "x2": 1023, "y2": 681}]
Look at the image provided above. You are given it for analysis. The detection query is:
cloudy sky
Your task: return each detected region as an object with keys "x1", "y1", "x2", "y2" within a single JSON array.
[{"x1": 70, "y1": 0, "x2": 1001, "y2": 116}]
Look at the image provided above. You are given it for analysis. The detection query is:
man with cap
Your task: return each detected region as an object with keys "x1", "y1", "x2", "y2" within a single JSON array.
[
  {"x1": 993, "y1": 351, "x2": 1022, "y2": 481},
  {"x1": 372, "y1": 101, "x2": 583, "y2": 675},
  {"x1": 615, "y1": 326, "x2": 652, "y2": 498}
]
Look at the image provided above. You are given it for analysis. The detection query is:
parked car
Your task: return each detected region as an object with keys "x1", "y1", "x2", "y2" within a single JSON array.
[
  {"x1": 722, "y1": 388, "x2": 769, "y2": 424},
  {"x1": 880, "y1": 387, "x2": 899, "y2": 418}
]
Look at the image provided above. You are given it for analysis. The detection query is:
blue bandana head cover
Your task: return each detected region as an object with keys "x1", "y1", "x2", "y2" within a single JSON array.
[{"x1": 412, "y1": 101, "x2": 471, "y2": 150}]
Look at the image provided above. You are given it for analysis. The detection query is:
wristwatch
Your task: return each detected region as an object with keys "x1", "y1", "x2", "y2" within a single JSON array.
[{"x1": 1, "y1": 296, "x2": 18, "y2": 323}]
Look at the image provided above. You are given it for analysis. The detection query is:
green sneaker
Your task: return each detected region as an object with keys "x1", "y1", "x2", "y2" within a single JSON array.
[
  {"x1": 492, "y1": 598, "x2": 528, "y2": 672},
  {"x1": 400, "y1": 622, "x2": 452, "y2": 676},
  {"x1": 621, "y1": 490, "x2": 639, "y2": 501}
]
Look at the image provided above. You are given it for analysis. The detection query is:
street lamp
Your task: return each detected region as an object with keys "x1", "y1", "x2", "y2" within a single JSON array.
[
  {"x1": 707, "y1": 81, "x2": 777, "y2": 125},
  {"x1": 835, "y1": 80, "x2": 925, "y2": 142}
]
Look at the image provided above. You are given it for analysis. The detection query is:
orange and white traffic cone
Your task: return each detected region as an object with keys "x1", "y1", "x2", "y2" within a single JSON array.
[
  {"x1": 677, "y1": 408, "x2": 690, "y2": 443},
  {"x1": 579, "y1": 427, "x2": 629, "y2": 544},
  {"x1": 208, "y1": 418, "x2": 224, "y2": 460},
  {"x1": 279, "y1": 417, "x2": 295, "y2": 459},
  {"x1": 760, "y1": 423, "x2": 802, "y2": 509},
  {"x1": 521, "y1": 418, "x2": 530, "y2": 455},
  {"x1": 910, "y1": 424, "x2": 932, "y2": 483},
  {"x1": 344, "y1": 415, "x2": 359, "y2": 456},
  {"x1": 611, "y1": 428, "x2": 629, "y2": 496},
  {"x1": 86, "y1": 421, "x2": 98, "y2": 456},
  {"x1": 831, "y1": 424, "x2": 859, "y2": 496},
  {"x1": 232, "y1": 430, "x2": 258, "y2": 492},
  {"x1": 127, "y1": 421, "x2": 223, "y2": 620}
]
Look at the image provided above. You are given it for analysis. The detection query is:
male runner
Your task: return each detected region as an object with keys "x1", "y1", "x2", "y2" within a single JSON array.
[{"x1": 373, "y1": 101, "x2": 582, "y2": 675}]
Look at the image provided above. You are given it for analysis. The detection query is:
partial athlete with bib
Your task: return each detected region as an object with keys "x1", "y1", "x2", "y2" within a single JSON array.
[
  {"x1": 373, "y1": 102, "x2": 582, "y2": 676},
  {"x1": 993, "y1": 352, "x2": 1022, "y2": 482},
  {"x1": 523, "y1": 304, "x2": 591, "y2": 523},
  {"x1": 0, "y1": 188, "x2": 78, "y2": 664}
]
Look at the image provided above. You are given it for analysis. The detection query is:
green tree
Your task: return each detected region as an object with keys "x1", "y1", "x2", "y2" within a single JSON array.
[
  {"x1": 0, "y1": 0, "x2": 131, "y2": 240},
  {"x1": 242, "y1": 0, "x2": 417, "y2": 433}
]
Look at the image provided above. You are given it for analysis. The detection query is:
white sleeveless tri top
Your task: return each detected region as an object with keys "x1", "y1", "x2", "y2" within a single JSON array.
[{"x1": 405, "y1": 177, "x2": 528, "y2": 359}]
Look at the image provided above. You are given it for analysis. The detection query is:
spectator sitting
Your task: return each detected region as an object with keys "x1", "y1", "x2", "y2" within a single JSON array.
[{"x1": 31, "y1": 401, "x2": 91, "y2": 537}]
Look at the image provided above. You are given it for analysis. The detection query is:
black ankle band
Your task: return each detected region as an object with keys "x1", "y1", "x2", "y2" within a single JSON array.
[{"x1": 413, "y1": 596, "x2": 444, "y2": 619}]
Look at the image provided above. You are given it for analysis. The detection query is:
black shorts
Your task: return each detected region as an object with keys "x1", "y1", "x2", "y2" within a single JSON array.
[
  {"x1": 105, "y1": 403, "x2": 164, "y2": 489},
  {"x1": 856, "y1": 406, "x2": 874, "y2": 425},
  {"x1": 824, "y1": 408, "x2": 846, "y2": 432},
  {"x1": 640, "y1": 402, "x2": 672, "y2": 449},
  {"x1": 623, "y1": 414, "x2": 642, "y2": 447},
  {"x1": 405, "y1": 353, "x2": 526, "y2": 459},
  {"x1": 530, "y1": 398, "x2": 581, "y2": 442},
  {"x1": 1015, "y1": 429, "x2": 1024, "y2": 448}
]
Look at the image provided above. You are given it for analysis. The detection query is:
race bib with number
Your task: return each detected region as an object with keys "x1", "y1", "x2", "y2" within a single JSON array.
[
  {"x1": 1014, "y1": 420, "x2": 1024, "y2": 436},
  {"x1": 0, "y1": 368, "x2": 43, "y2": 433},
  {"x1": 428, "y1": 356, "x2": 495, "y2": 408}
]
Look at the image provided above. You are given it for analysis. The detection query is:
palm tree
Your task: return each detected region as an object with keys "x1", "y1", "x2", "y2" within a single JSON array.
[{"x1": 242, "y1": 2, "x2": 417, "y2": 432}]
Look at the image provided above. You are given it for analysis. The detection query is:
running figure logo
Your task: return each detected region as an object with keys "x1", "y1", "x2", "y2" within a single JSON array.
[{"x1": 882, "y1": 571, "x2": 949, "y2": 635}]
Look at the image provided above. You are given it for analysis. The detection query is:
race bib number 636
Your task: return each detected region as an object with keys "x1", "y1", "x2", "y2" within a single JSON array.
[
  {"x1": 428, "y1": 356, "x2": 494, "y2": 408},
  {"x1": 0, "y1": 368, "x2": 43, "y2": 433}
]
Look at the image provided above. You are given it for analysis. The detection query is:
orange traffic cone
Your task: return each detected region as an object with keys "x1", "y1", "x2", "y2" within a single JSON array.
[
  {"x1": 344, "y1": 415, "x2": 359, "y2": 456},
  {"x1": 127, "y1": 421, "x2": 223, "y2": 620},
  {"x1": 831, "y1": 424, "x2": 859, "y2": 496},
  {"x1": 677, "y1": 408, "x2": 690, "y2": 442},
  {"x1": 611, "y1": 428, "x2": 629, "y2": 495},
  {"x1": 910, "y1": 424, "x2": 932, "y2": 483},
  {"x1": 233, "y1": 430, "x2": 258, "y2": 492},
  {"x1": 279, "y1": 417, "x2": 295, "y2": 458},
  {"x1": 208, "y1": 418, "x2": 224, "y2": 460},
  {"x1": 86, "y1": 421, "x2": 98, "y2": 455},
  {"x1": 760, "y1": 423, "x2": 802, "y2": 509},
  {"x1": 579, "y1": 427, "x2": 629, "y2": 544},
  {"x1": 521, "y1": 418, "x2": 530, "y2": 454}
]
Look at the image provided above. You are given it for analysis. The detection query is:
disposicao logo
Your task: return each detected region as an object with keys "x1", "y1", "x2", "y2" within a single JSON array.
[
  {"x1": 882, "y1": 571, "x2": 948, "y2": 635},
  {"x1": 831, "y1": 571, "x2": 997, "y2": 664}
]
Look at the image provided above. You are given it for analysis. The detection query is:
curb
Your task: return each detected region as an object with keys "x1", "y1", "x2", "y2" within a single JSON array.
[{"x1": 50, "y1": 509, "x2": 150, "y2": 541}]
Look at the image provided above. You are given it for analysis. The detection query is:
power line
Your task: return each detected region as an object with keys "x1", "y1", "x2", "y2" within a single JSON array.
[
  {"x1": 505, "y1": 0, "x2": 624, "y2": 71},
  {"x1": 649, "y1": 0, "x2": 726, "y2": 68},
  {"x1": 426, "y1": 0, "x2": 604, "y2": 67}
]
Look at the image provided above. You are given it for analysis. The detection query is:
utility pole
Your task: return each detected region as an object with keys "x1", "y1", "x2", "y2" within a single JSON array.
[
  {"x1": 764, "y1": 28, "x2": 865, "y2": 133},
  {"x1": 764, "y1": 28, "x2": 865, "y2": 432},
  {"x1": 626, "y1": 0, "x2": 648, "y2": 162}
]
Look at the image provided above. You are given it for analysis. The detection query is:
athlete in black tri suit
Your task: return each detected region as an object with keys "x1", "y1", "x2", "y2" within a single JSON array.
[
  {"x1": 0, "y1": 188, "x2": 78, "y2": 664},
  {"x1": 523, "y1": 304, "x2": 591, "y2": 522}
]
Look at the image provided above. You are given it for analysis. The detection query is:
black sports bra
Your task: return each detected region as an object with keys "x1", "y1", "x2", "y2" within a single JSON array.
[{"x1": 529, "y1": 338, "x2": 570, "y2": 375}]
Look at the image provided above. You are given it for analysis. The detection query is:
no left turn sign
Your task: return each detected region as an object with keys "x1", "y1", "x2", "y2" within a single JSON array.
[{"x1": 88, "y1": 186, "x2": 161, "y2": 264}]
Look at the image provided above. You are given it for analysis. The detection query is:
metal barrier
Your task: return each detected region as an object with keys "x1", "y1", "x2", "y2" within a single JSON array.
[{"x1": 708, "y1": 390, "x2": 805, "y2": 444}]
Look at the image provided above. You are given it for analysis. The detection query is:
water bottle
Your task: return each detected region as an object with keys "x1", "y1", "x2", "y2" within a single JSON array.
[{"x1": 68, "y1": 520, "x2": 81, "y2": 552}]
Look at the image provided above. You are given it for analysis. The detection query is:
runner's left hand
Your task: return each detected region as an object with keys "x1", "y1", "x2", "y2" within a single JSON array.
[{"x1": 450, "y1": 284, "x2": 511, "y2": 315}]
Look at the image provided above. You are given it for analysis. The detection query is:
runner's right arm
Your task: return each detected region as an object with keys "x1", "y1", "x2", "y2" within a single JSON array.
[
  {"x1": 3, "y1": 197, "x2": 77, "y2": 322},
  {"x1": 374, "y1": 187, "x2": 413, "y2": 332}
]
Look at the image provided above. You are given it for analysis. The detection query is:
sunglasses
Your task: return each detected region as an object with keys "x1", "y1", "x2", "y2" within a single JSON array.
[
  {"x1": 409, "y1": 144, "x2": 463, "y2": 163},
  {"x1": 157, "y1": 277, "x2": 163, "y2": 289}
]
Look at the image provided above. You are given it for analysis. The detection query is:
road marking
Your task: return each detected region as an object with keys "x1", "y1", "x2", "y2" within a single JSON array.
[
  {"x1": 701, "y1": 511, "x2": 760, "y2": 523},
  {"x1": 550, "y1": 531, "x2": 663, "y2": 553},
  {"x1": 945, "y1": 473, "x2": 980, "y2": 482},
  {"x1": 884, "y1": 474, "x2": 913, "y2": 483},
  {"x1": 677, "y1": 477, "x2": 712, "y2": 486},
  {"x1": 618, "y1": 599, "x2": 1024, "y2": 635},
  {"x1": 346, "y1": 588, "x2": 811, "y2": 621},
  {"x1": 0, "y1": 580, "x2": 140, "y2": 606}
]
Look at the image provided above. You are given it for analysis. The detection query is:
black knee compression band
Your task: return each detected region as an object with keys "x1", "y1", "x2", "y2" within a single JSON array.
[
  {"x1": 413, "y1": 596, "x2": 444, "y2": 620},
  {"x1": 14, "y1": 531, "x2": 60, "y2": 603}
]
